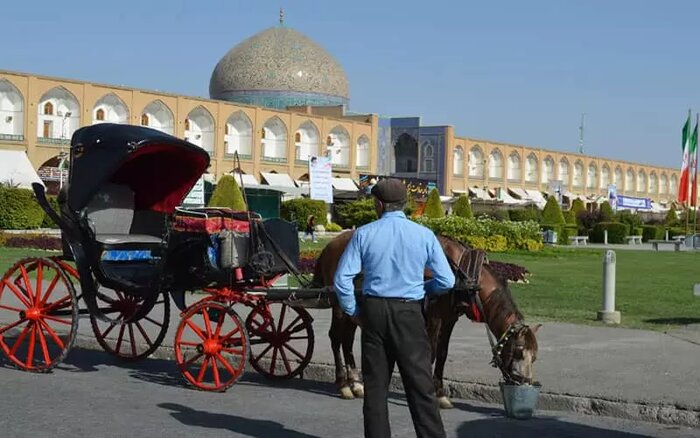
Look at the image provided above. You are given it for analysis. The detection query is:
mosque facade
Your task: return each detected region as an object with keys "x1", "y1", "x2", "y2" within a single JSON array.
[{"x1": 0, "y1": 21, "x2": 685, "y2": 206}]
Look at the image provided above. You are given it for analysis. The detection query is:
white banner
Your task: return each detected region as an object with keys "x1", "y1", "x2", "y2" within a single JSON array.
[
  {"x1": 183, "y1": 177, "x2": 205, "y2": 206},
  {"x1": 309, "y1": 155, "x2": 333, "y2": 204},
  {"x1": 607, "y1": 184, "x2": 618, "y2": 211}
]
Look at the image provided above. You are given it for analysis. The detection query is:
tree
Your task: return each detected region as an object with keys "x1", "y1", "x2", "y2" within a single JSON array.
[
  {"x1": 571, "y1": 198, "x2": 586, "y2": 225},
  {"x1": 664, "y1": 204, "x2": 678, "y2": 226},
  {"x1": 208, "y1": 175, "x2": 247, "y2": 211},
  {"x1": 452, "y1": 194, "x2": 473, "y2": 219},
  {"x1": 563, "y1": 209, "x2": 577, "y2": 225},
  {"x1": 404, "y1": 197, "x2": 418, "y2": 217},
  {"x1": 542, "y1": 195, "x2": 565, "y2": 224},
  {"x1": 424, "y1": 188, "x2": 445, "y2": 218},
  {"x1": 599, "y1": 201, "x2": 614, "y2": 222}
]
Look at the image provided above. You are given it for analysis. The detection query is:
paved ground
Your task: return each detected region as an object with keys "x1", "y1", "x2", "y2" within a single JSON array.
[{"x1": 0, "y1": 348, "x2": 697, "y2": 438}]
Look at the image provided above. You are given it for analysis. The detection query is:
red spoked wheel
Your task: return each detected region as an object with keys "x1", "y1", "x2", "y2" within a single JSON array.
[
  {"x1": 246, "y1": 302, "x2": 314, "y2": 380},
  {"x1": 0, "y1": 258, "x2": 78, "y2": 372},
  {"x1": 175, "y1": 300, "x2": 249, "y2": 392},
  {"x1": 90, "y1": 289, "x2": 170, "y2": 361}
]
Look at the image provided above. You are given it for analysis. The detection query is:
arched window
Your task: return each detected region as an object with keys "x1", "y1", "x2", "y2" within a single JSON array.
[
  {"x1": 356, "y1": 135, "x2": 370, "y2": 168},
  {"x1": 95, "y1": 108, "x2": 105, "y2": 121},
  {"x1": 587, "y1": 163, "x2": 597, "y2": 189},
  {"x1": 453, "y1": 146, "x2": 464, "y2": 176},
  {"x1": 469, "y1": 146, "x2": 484, "y2": 178},
  {"x1": 489, "y1": 150, "x2": 503, "y2": 179},
  {"x1": 225, "y1": 111, "x2": 253, "y2": 157},
  {"x1": 295, "y1": 121, "x2": 320, "y2": 161},
  {"x1": 507, "y1": 153, "x2": 521, "y2": 181},
  {"x1": 43, "y1": 102, "x2": 53, "y2": 115},
  {"x1": 542, "y1": 156, "x2": 554, "y2": 184},
  {"x1": 573, "y1": 161, "x2": 584, "y2": 187},
  {"x1": 559, "y1": 159, "x2": 570, "y2": 184},
  {"x1": 525, "y1": 154, "x2": 538, "y2": 183},
  {"x1": 261, "y1": 117, "x2": 288, "y2": 161},
  {"x1": 660, "y1": 174, "x2": 668, "y2": 194},
  {"x1": 422, "y1": 142, "x2": 434, "y2": 172}
]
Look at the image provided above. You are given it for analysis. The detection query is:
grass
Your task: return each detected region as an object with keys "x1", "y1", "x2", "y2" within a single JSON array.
[
  {"x1": 3, "y1": 241, "x2": 699, "y2": 332},
  {"x1": 489, "y1": 247, "x2": 700, "y2": 331}
]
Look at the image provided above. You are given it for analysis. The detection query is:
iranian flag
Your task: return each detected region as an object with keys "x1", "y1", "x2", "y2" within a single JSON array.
[
  {"x1": 678, "y1": 113, "x2": 692, "y2": 204},
  {"x1": 691, "y1": 119, "x2": 699, "y2": 207}
]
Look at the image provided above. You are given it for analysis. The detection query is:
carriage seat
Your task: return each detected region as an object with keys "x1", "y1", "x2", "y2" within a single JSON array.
[{"x1": 85, "y1": 183, "x2": 164, "y2": 248}]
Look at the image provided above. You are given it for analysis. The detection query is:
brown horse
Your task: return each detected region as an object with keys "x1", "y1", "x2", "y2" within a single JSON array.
[{"x1": 312, "y1": 230, "x2": 540, "y2": 409}]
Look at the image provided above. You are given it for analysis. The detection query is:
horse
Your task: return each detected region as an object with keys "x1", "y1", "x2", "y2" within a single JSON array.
[{"x1": 311, "y1": 230, "x2": 540, "y2": 409}]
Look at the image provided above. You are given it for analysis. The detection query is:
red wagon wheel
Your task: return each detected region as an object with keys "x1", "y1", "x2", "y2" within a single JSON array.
[
  {"x1": 174, "y1": 300, "x2": 249, "y2": 392},
  {"x1": 0, "y1": 258, "x2": 78, "y2": 372},
  {"x1": 246, "y1": 302, "x2": 314, "y2": 380},
  {"x1": 90, "y1": 289, "x2": 170, "y2": 361}
]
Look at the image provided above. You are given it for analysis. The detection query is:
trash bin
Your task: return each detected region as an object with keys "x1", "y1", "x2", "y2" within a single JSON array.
[{"x1": 543, "y1": 230, "x2": 557, "y2": 245}]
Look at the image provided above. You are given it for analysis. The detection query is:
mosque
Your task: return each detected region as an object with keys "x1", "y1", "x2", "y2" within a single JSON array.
[{"x1": 0, "y1": 14, "x2": 684, "y2": 210}]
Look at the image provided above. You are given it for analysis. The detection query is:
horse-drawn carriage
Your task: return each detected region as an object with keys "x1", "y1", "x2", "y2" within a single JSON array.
[{"x1": 0, "y1": 123, "x2": 328, "y2": 391}]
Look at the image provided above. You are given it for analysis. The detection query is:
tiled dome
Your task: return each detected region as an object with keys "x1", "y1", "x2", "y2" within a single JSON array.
[{"x1": 209, "y1": 27, "x2": 349, "y2": 109}]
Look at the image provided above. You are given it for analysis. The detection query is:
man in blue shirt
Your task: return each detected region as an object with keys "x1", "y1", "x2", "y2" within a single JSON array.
[{"x1": 334, "y1": 179, "x2": 455, "y2": 438}]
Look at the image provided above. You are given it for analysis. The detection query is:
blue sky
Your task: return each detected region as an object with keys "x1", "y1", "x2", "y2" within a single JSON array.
[{"x1": 4, "y1": 0, "x2": 700, "y2": 168}]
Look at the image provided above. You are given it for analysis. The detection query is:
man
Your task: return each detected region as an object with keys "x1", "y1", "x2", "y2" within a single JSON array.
[{"x1": 333, "y1": 179, "x2": 456, "y2": 438}]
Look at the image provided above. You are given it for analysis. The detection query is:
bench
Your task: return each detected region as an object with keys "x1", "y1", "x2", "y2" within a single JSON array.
[
  {"x1": 569, "y1": 236, "x2": 589, "y2": 246},
  {"x1": 649, "y1": 240, "x2": 682, "y2": 252},
  {"x1": 625, "y1": 235, "x2": 643, "y2": 245}
]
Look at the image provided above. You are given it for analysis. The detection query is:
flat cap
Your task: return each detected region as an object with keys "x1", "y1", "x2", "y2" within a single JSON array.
[{"x1": 371, "y1": 178, "x2": 407, "y2": 203}]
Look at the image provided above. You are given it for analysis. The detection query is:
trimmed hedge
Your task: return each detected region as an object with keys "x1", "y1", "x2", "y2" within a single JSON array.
[
  {"x1": 452, "y1": 195, "x2": 473, "y2": 219},
  {"x1": 508, "y1": 206, "x2": 541, "y2": 223},
  {"x1": 563, "y1": 210, "x2": 577, "y2": 225},
  {"x1": 641, "y1": 225, "x2": 663, "y2": 242},
  {"x1": 335, "y1": 198, "x2": 377, "y2": 229},
  {"x1": 542, "y1": 196, "x2": 565, "y2": 224},
  {"x1": 414, "y1": 216, "x2": 543, "y2": 251},
  {"x1": 0, "y1": 187, "x2": 44, "y2": 230},
  {"x1": 325, "y1": 222, "x2": 342, "y2": 232},
  {"x1": 589, "y1": 222, "x2": 630, "y2": 244},
  {"x1": 208, "y1": 175, "x2": 247, "y2": 211},
  {"x1": 281, "y1": 198, "x2": 327, "y2": 231},
  {"x1": 424, "y1": 188, "x2": 444, "y2": 218},
  {"x1": 41, "y1": 196, "x2": 60, "y2": 228}
]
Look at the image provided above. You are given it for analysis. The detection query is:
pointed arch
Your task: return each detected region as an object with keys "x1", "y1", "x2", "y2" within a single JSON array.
[
  {"x1": 328, "y1": 125, "x2": 350, "y2": 167},
  {"x1": 141, "y1": 100, "x2": 174, "y2": 135},
  {"x1": 660, "y1": 173, "x2": 669, "y2": 195},
  {"x1": 637, "y1": 170, "x2": 647, "y2": 193},
  {"x1": 572, "y1": 160, "x2": 584, "y2": 187},
  {"x1": 92, "y1": 93, "x2": 129, "y2": 125},
  {"x1": 468, "y1": 145, "x2": 484, "y2": 178},
  {"x1": 525, "y1": 153, "x2": 538, "y2": 183},
  {"x1": 37, "y1": 86, "x2": 80, "y2": 140},
  {"x1": 587, "y1": 162, "x2": 597, "y2": 189},
  {"x1": 295, "y1": 120, "x2": 320, "y2": 161},
  {"x1": 0, "y1": 79, "x2": 24, "y2": 138},
  {"x1": 488, "y1": 149, "x2": 503, "y2": 179},
  {"x1": 262, "y1": 116, "x2": 288, "y2": 161},
  {"x1": 542, "y1": 155, "x2": 554, "y2": 184},
  {"x1": 614, "y1": 166, "x2": 623, "y2": 188},
  {"x1": 649, "y1": 171, "x2": 658, "y2": 194},
  {"x1": 625, "y1": 168, "x2": 635, "y2": 192},
  {"x1": 421, "y1": 140, "x2": 435, "y2": 172},
  {"x1": 225, "y1": 111, "x2": 253, "y2": 157},
  {"x1": 453, "y1": 145, "x2": 464, "y2": 176},
  {"x1": 356, "y1": 135, "x2": 370, "y2": 168},
  {"x1": 670, "y1": 174, "x2": 678, "y2": 196},
  {"x1": 558, "y1": 158, "x2": 570, "y2": 185},
  {"x1": 601, "y1": 164, "x2": 611, "y2": 189},
  {"x1": 185, "y1": 106, "x2": 215, "y2": 154},
  {"x1": 507, "y1": 152, "x2": 521, "y2": 181}
]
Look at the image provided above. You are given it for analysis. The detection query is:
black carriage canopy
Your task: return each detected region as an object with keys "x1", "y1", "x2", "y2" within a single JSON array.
[{"x1": 66, "y1": 123, "x2": 210, "y2": 213}]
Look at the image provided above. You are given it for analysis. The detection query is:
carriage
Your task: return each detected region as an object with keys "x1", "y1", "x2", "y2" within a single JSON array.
[{"x1": 0, "y1": 123, "x2": 330, "y2": 392}]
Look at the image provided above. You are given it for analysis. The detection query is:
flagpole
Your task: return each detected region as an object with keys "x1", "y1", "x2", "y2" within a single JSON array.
[
  {"x1": 685, "y1": 109, "x2": 692, "y2": 237},
  {"x1": 693, "y1": 113, "x2": 699, "y2": 239}
]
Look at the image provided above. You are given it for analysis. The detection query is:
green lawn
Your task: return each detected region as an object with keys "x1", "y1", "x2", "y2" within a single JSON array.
[
  {"x1": 490, "y1": 248, "x2": 700, "y2": 331},
  {"x1": 0, "y1": 248, "x2": 56, "y2": 275}
]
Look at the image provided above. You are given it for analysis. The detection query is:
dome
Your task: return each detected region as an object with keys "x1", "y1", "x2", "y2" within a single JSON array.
[{"x1": 209, "y1": 26, "x2": 349, "y2": 110}]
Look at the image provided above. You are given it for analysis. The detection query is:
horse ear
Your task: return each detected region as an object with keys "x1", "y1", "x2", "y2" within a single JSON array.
[{"x1": 530, "y1": 324, "x2": 542, "y2": 335}]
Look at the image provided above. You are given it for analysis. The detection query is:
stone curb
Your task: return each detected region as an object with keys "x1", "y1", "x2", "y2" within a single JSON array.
[{"x1": 71, "y1": 335, "x2": 700, "y2": 428}]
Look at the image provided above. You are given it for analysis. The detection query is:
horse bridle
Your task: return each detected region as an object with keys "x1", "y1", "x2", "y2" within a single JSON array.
[{"x1": 445, "y1": 243, "x2": 530, "y2": 383}]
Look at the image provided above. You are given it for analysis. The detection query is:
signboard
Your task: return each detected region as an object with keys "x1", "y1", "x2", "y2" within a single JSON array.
[
  {"x1": 358, "y1": 174, "x2": 437, "y2": 199},
  {"x1": 182, "y1": 177, "x2": 205, "y2": 206},
  {"x1": 309, "y1": 155, "x2": 333, "y2": 204},
  {"x1": 617, "y1": 195, "x2": 651, "y2": 210},
  {"x1": 37, "y1": 166, "x2": 68, "y2": 183},
  {"x1": 607, "y1": 184, "x2": 618, "y2": 211}
]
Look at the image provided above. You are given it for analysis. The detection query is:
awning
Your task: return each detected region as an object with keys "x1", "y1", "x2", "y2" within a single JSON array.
[
  {"x1": 261, "y1": 172, "x2": 296, "y2": 188},
  {"x1": 468, "y1": 187, "x2": 492, "y2": 201},
  {"x1": 451, "y1": 189, "x2": 468, "y2": 195},
  {"x1": 331, "y1": 177, "x2": 358, "y2": 192},
  {"x1": 508, "y1": 188, "x2": 530, "y2": 200},
  {"x1": 231, "y1": 172, "x2": 260, "y2": 187},
  {"x1": 0, "y1": 150, "x2": 43, "y2": 189}
]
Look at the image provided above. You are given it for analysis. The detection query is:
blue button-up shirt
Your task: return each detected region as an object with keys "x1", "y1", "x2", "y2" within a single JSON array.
[{"x1": 333, "y1": 211, "x2": 456, "y2": 316}]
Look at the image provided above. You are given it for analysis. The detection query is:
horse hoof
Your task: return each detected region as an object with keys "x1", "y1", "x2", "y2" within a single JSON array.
[
  {"x1": 351, "y1": 382, "x2": 365, "y2": 398},
  {"x1": 339, "y1": 386, "x2": 355, "y2": 400},
  {"x1": 438, "y1": 396, "x2": 454, "y2": 409}
]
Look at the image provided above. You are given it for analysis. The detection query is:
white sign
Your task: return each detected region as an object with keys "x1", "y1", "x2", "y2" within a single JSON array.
[
  {"x1": 309, "y1": 155, "x2": 333, "y2": 204},
  {"x1": 548, "y1": 180, "x2": 563, "y2": 205},
  {"x1": 183, "y1": 177, "x2": 205, "y2": 206},
  {"x1": 607, "y1": 184, "x2": 618, "y2": 211}
]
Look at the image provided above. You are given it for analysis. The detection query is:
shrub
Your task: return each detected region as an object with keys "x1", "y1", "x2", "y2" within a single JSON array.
[
  {"x1": 452, "y1": 195, "x2": 473, "y2": 219},
  {"x1": 1, "y1": 233, "x2": 62, "y2": 250},
  {"x1": 616, "y1": 210, "x2": 642, "y2": 231},
  {"x1": 508, "y1": 206, "x2": 541, "y2": 223},
  {"x1": 632, "y1": 227, "x2": 643, "y2": 236},
  {"x1": 664, "y1": 205, "x2": 678, "y2": 226},
  {"x1": 589, "y1": 222, "x2": 630, "y2": 244},
  {"x1": 668, "y1": 227, "x2": 686, "y2": 238},
  {"x1": 571, "y1": 199, "x2": 586, "y2": 224},
  {"x1": 599, "y1": 201, "x2": 614, "y2": 222},
  {"x1": 325, "y1": 222, "x2": 342, "y2": 232},
  {"x1": 335, "y1": 198, "x2": 377, "y2": 229},
  {"x1": 0, "y1": 187, "x2": 44, "y2": 230},
  {"x1": 404, "y1": 197, "x2": 418, "y2": 217},
  {"x1": 576, "y1": 210, "x2": 601, "y2": 234},
  {"x1": 41, "y1": 196, "x2": 60, "y2": 228},
  {"x1": 281, "y1": 198, "x2": 328, "y2": 231},
  {"x1": 414, "y1": 216, "x2": 543, "y2": 251},
  {"x1": 208, "y1": 175, "x2": 247, "y2": 211},
  {"x1": 542, "y1": 196, "x2": 565, "y2": 224},
  {"x1": 641, "y1": 225, "x2": 663, "y2": 242},
  {"x1": 563, "y1": 210, "x2": 577, "y2": 225},
  {"x1": 424, "y1": 188, "x2": 444, "y2": 218},
  {"x1": 465, "y1": 235, "x2": 508, "y2": 252}
]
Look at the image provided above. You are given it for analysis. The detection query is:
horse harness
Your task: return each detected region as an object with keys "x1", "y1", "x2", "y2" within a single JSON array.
[{"x1": 446, "y1": 244, "x2": 527, "y2": 382}]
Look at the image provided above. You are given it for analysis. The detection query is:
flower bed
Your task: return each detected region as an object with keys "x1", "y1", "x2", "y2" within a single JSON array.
[{"x1": 0, "y1": 233, "x2": 62, "y2": 251}]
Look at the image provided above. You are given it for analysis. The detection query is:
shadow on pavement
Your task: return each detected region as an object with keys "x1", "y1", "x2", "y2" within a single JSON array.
[
  {"x1": 643, "y1": 317, "x2": 700, "y2": 325},
  {"x1": 159, "y1": 402, "x2": 320, "y2": 438},
  {"x1": 456, "y1": 417, "x2": 655, "y2": 438}
]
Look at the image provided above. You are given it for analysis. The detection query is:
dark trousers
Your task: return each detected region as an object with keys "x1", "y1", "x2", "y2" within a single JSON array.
[{"x1": 360, "y1": 296, "x2": 445, "y2": 438}]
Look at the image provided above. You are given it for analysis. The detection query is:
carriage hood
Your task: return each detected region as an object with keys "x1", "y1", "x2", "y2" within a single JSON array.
[{"x1": 66, "y1": 123, "x2": 211, "y2": 213}]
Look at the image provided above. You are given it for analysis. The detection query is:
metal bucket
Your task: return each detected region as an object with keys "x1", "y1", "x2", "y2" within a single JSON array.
[{"x1": 499, "y1": 381, "x2": 541, "y2": 419}]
